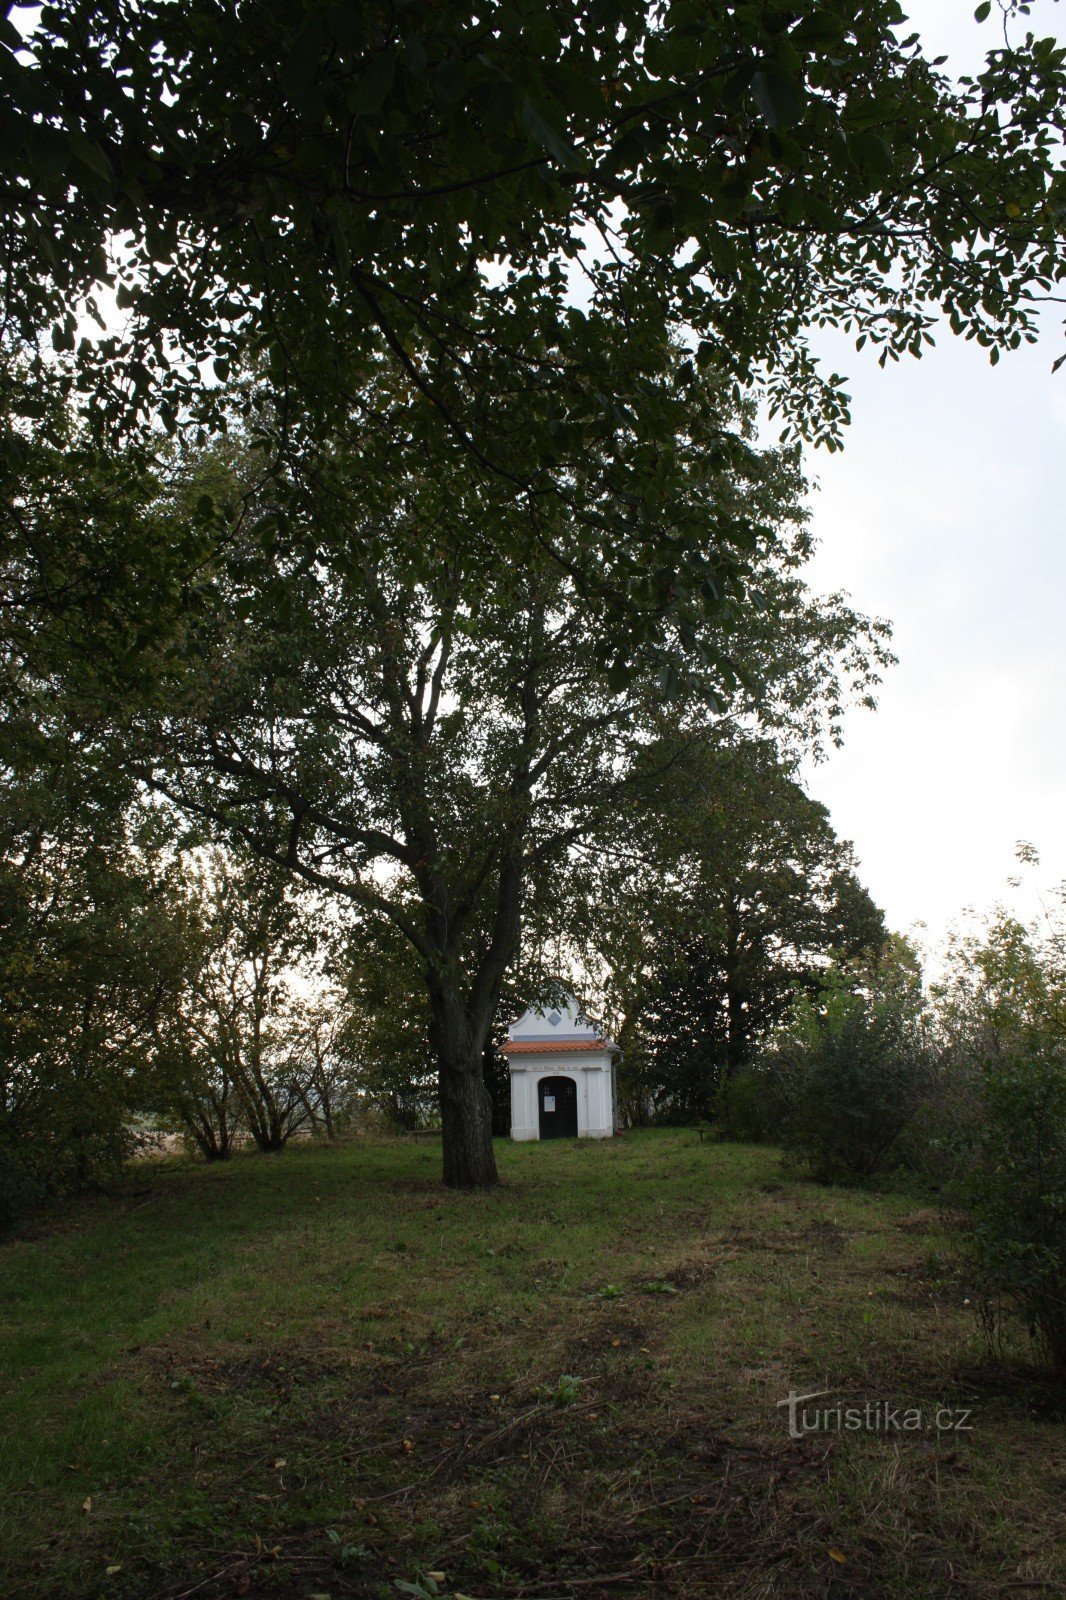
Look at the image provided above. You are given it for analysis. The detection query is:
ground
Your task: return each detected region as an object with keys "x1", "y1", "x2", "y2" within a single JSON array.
[{"x1": 0, "y1": 1131, "x2": 1062, "y2": 1600}]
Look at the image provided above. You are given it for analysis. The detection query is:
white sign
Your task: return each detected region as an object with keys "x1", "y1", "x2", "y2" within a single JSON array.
[{"x1": 543, "y1": 1095, "x2": 556, "y2": 1112}]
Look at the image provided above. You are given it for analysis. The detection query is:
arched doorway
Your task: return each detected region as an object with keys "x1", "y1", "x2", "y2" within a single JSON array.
[{"x1": 538, "y1": 1075, "x2": 578, "y2": 1140}]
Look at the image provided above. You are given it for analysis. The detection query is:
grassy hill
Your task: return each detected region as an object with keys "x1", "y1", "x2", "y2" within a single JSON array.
[{"x1": 0, "y1": 1131, "x2": 1062, "y2": 1599}]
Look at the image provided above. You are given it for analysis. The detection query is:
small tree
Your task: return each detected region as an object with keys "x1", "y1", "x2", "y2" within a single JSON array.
[{"x1": 150, "y1": 853, "x2": 330, "y2": 1156}]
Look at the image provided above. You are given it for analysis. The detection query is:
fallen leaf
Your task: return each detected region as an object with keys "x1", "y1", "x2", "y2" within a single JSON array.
[
  {"x1": 427, "y1": 1573, "x2": 446, "y2": 1583},
  {"x1": 468, "y1": 1500, "x2": 482, "y2": 1510},
  {"x1": 828, "y1": 1547, "x2": 848, "y2": 1565},
  {"x1": 272, "y1": 1457, "x2": 287, "y2": 1469},
  {"x1": 402, "y1": 1438, "x2": 415, "y2": 1452},
  {"x1": 489, "y1": 1393, "x2": 501, "y2": 1403},
  {"x1": 82, "y1": 1497, "x2": 92, "y2": 1515},
  {"x1": 105, "y1": 1566, "x2": 122, "y2": 1576}
]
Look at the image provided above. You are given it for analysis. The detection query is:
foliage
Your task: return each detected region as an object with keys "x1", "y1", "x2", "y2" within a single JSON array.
[
  {"x1": 6, "y1": 2, "x2": 1058, "y2": 1191},
  {"x1": 589, "y1": 734, "x2": 885, "y2": 1125},
  {"x1": 116, "y1": 370, "x2": 889, "y2": 1186},
  {"x1": 333, "y1": 919, "x2": 440, "y2": 1132},
  {"x1": 0, "y1": 746, "x2": 187, "y2": 1209},
  {"x1": 7, "y1": 2, "x2": 1064, "y2": 502},
  {"x1": 772, "y1": 937, "x2": 934, "y2": 1181},
  {"x1": 715, "y1": 1062, "x2": 790, "y2": 1144},
  {"x1": 967, "y1": 1047, "x2": 1066, "y2": 1375},
  {"x1": 934, "y1": 885, "x2": 1066, "y2": 1375},
  {"x1": 150, "y1": 853, "x2": 338, "y2": 1156}
]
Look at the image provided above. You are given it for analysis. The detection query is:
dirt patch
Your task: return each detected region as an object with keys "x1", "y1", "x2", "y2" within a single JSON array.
[{"x1": 800, "y1": 1219, "x2": 852, "y2": 1254}]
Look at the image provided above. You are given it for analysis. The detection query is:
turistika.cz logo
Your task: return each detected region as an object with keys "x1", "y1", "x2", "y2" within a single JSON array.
[{"x1": 777, "y1": 1389, "x2": 975, "y2": 1440}]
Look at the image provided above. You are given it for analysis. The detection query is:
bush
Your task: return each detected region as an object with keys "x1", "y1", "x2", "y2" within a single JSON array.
[
  {"x1": 960, "y1": 1049, "x2": 1066, "y2": 1375},
  {"x1": 0, "y1": 1135, "x2": 44, "y2": 1234},
  {"x1": 933, "y1": 899, "x2": 1066, "y2": 1375},
  {"x1": 774, "y1": 963, "x2": 934, "y2": 1182},
  {"x1": 893, "y1": 1057, "x2": 983, "y2": 1181},
  {"x1": 716, "y1": 1065, "x2": 788, "y2": 1143}
]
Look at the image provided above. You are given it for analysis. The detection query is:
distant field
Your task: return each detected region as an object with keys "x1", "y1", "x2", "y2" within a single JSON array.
[{"x1": 0, "y1": 1131, "x2": 1062, "y2": 1600}]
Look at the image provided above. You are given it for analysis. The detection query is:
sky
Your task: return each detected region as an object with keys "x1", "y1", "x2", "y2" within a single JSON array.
[{"x1": 795, "y1": 0, "x2": 1066, "y2": 956}]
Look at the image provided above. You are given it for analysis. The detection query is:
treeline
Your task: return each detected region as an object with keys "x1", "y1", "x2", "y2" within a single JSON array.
[{"x1": 0, "y1": 721, "x2": 880, "y2": 1208}]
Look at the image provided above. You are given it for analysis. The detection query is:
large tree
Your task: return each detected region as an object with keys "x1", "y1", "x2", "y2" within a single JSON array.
[
  {"x1": 590, "y1": 733, "x2": 885, "y2": 1124},
  {"x1": 127, "y1": 373, "x2": 889, "y2": 1187}
]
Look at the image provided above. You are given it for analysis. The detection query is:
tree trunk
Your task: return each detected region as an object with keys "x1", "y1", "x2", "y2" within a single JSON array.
[
  {"x1": 429, "y1": 985, "x2": 500, "y2": 1189},
  {"x1": 438, "y1": 1054, "x2": 499, "y2": 1188}
]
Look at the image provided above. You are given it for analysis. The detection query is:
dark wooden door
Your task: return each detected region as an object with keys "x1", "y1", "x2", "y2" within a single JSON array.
[{"x1": 538, "y1": 1076, "x2": 578, "y2": 1139}]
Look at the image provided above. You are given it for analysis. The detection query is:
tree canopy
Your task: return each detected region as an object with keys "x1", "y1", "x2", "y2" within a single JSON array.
[{"x1": 4, "y1": 1, "x2": 1064, "y2": 642}]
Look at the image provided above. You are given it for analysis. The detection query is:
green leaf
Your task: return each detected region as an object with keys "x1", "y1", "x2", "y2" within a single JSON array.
[
  {"x1": 520, "y1": 97, "x2": 582, "y2": 167},
  {"x1": 280, "y1": 18, "x2": 324, "y2": 99},
  {"x1": 27, "y1": 123, "x2": 68, "y2": 185},
  {"x1": 350, "y1": 49, "x2": 397, "y2": 115},
  {"x1": 847, "y1": 129, "x2": 894, "y2": 178},
  {"x1": 68, "y1": 131, "x2": 113, "y2": 182},
  {"x1": 751, "y1": 66, "x2": 804, "y2": 132},
  {"x1": 974, "y1": 2, "x2": 992, "y2": 22},
  {"x1": 790, "y1": 10, "x2": 846, "y2": 50},
  {"x1": 433, "y1": 57, "x2": 467, "y2": 105}
]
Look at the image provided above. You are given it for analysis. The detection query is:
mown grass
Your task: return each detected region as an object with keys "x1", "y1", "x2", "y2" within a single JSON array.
[{"x1": 0, "y1": 1131, "x2": 1062, "y2": 1600}]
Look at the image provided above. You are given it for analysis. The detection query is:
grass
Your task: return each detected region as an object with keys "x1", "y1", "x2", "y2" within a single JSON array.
[{"x1": 1, "y1": 1130, "x2": 1063, "y2": 1600}]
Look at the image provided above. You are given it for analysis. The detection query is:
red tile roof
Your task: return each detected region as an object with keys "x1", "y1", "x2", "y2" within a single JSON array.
[{"x1": 503, "y1": 1039, "x2": 607, "y2": 1054}]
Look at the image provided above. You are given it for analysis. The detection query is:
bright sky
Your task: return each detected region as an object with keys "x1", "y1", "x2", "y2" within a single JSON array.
[{"x1": 799, "y1": 0, "x2": 1066, "y2": 953}]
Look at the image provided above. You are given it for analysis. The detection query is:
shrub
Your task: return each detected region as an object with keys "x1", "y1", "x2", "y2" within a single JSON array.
[
  {"x1": 773, "y1": 957, "x2": 934, "y2": 1182},
  {"x1": 934, "y1": 898, "x2": 1066, "y2": 1376},
  {"x1": 960, "y1": 1048, "x2": 1066, "y2": 1376},
  {"x1": 0, "y1": 1134, "x2": 44, "y2": 1234},
  {"x1": 716, "y1": 1064, "x2": 788, "y2": 1143}
]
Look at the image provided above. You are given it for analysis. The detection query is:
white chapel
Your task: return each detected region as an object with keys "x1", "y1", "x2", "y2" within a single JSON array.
[{"x1": 503, "y1": 993, "x2": 618, "y2": 1141}]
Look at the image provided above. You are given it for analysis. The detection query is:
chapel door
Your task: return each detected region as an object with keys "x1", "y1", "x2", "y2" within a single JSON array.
[{"x1": 538, "y1": 1076, "x2": 578, "y2": 1140}]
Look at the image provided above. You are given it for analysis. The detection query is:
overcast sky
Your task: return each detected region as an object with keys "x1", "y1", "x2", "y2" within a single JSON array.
[{"x1": 797, "y1": 0, "x2": 1065, "y2": 956}]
